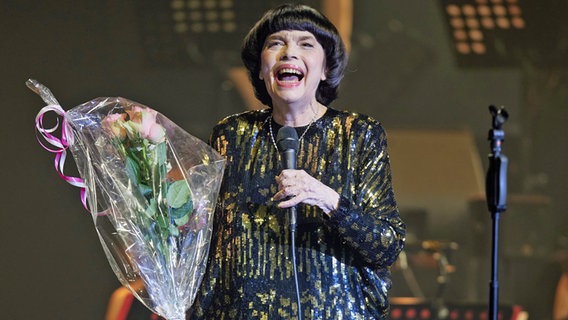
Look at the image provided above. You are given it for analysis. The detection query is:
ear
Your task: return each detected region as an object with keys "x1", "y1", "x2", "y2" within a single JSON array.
[
  {"x1": 321, "y1": 70, "x2": 327, "y2": 81},
  {"x1": 259, "y1": 73, "x2": 264, "y2": 80}
]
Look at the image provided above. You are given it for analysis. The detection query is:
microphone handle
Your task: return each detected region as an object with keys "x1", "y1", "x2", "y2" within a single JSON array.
[
  {"x1": 289, "y1": 206, "x2": 297, "y2": 232},
  {"x1": 281, "y1": 149, "x2": 296, "y2": 170},
  {"x1": 280, "y1": 149, "x2": 297, "y2": 232}
]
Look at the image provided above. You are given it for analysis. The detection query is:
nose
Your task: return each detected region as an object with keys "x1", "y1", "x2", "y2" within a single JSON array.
[{"x1": 280, "y1": 44, "x2": 298, "y2": 60}]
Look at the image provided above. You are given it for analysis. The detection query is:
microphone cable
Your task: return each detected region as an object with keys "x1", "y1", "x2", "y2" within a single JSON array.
[{"x1": 290, "y1": 206, "x2": 302, "y2": 320}]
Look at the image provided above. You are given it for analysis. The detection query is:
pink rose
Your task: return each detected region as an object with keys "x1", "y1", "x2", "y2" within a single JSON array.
[
  {"x1": 126, "y1": 106, "x2": 166, "y2": 143},
  {"x1": 101, "y1": 113, "x2": 127, "y2": 140}
]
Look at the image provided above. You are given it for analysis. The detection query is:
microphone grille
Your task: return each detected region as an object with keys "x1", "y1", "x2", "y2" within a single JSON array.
[{"x1": 276, "y1": 126, "x2": 299, "y2": 151}]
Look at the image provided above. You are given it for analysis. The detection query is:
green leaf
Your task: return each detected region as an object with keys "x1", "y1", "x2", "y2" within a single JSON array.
[
  {"x1": 171, "y1": 199, "x2": 193, "y2": 219},
  {"x1": 155, "y1": 214, "x2": 168, "y2": 231},
  {"x1": 167, "y1": 180, "x2": 191, "y2": 209},
  {"x1": 169, "y1": 224, "x2": 180, "y2": 236},
  {"x1": 144, "y1": 198, "x2": 157, "y2": 218},
  {"x1": 156, "y1": 142, "x2": 168, "y2": 165},
  {"x1": 138, "y1": 183, "x2": 152, "y2": 197},
  {"x1": 125, "y1": 156, "x2": 140, "y2": 183},
  {"x1": 174, "y1": 214, "x2": 190, "y2": 227}
]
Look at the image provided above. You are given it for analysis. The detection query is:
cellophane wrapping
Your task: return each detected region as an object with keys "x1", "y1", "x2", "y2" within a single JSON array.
[{"x1": 30, "y1": 80, "x2": 225, "y2": 320}]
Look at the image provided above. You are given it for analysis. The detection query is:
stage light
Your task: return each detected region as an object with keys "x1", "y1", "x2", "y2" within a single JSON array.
[
  {"x1": 440, "y1": 0, "x2": 568, "y2": 68},
  {"x1": 134, "y1": 0, "x2": 321, "y2": 67},
  {"x1": 441, "y1": 0, "x2": 525, "y2": 65},
  {"x1": 134, "y1": 0, "x2": 250, "y2": 66},
  {"x1": 168, "y1": 0, "x2": 237, "y2": 35}
]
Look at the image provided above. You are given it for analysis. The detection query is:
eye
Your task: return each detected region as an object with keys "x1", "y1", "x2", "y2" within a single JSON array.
[
  {"x1": 300, "y1": 41, "x2": 315, "y2": 48},
  {"x1": 266, "y1": 40, "x2": 284, "y2": 48}
]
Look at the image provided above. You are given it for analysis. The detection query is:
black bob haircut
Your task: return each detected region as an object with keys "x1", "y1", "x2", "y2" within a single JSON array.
[{"x1": 241, "y1": 3, "x2": 348, "y2": 107}]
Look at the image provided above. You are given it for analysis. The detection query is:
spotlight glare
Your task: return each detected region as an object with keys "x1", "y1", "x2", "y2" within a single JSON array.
[
  {"x1": 219, "y1": 0, "x2": 233, "y2": 8},
  {"x1": 223, "y1": 21, "x2": 236, "y2": 32},
  {"x1": 187, "y1": 0, "x2": 200, "y2": 9},
  {"x1": 497, "y1": 17, "x2": 510, "y2": 28},
  {"x1": 221, "y1": 10, "x2": 235, "y2": 20},
  {"x1": 171, "y1": 0, "x2": 184, "y2": 10},
  {"x1": 508, "y1": 5, "x2": 522, "y2": 15},
  {"x1": 446, "y1": 4, "x2": 461, "y2": 16},
  {"x1": 172, "y1": 11, "x2": 186, "y2": 22},
  {"x1": 451, "y1": 17, "x2": 465, "y2": 28},
  {"x1": 469, "y1": 29, "x2": 483, "y2": 41},
  {"x1": 511, "y1": 17, "x2": 525, "y2": 29},
  {"x1": 466, "y1": 18, "x2": 480, "y2": 28},
  {"x1": 456, "y1": 42, "x2": 471, "y2": 54},
  {"x1": 204, "y1": 0, "x2": 217, "y2": 9},
  {"x1": 478, "y1": 5, "x2": 492, "y2": 16},
  {"x1": 189, "y1": 11, "x2": 202, "y2": 21},
  {"x1": 481, "y1": 17, "x2": 496, "y2": 29},
  {"x1": 463, "y1": 4, "x2": 477, "y2": 16},
  {"x1": 454, "y1": 29, "x2": 468, "y2": 40},
  {"x1": 207, "y1": 22, "x2": 220, "y2": 32},
  {"x1": 174, "y1": 22, "x2": 188, "y2": 33},
  {"x1": 191, "y1": 22, "x2": 204, "y2": 33},
  {"x1": 493, "y1": 5, "x2": 507, "y2": 16},
  {"x1": 471, "y1": 42, "x2": 486, "y2": 54},
  {"x1": 205, "y1": 10, "x2": 219, "y2": 21}
]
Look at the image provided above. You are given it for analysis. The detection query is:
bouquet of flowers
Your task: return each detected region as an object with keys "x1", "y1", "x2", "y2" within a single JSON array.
[{"x1": 29, "y1": 79, "x2": 225, "y2": 320}]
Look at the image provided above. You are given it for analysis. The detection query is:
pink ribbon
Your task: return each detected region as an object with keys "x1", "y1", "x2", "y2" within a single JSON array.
[{"x1": 35, "y1": 104, "x2": 89, "y2": 211}]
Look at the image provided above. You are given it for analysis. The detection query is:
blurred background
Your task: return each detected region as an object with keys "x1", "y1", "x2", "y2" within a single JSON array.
[{"x1": 2, "y1": 0, "x2": 567, "y2": 319}]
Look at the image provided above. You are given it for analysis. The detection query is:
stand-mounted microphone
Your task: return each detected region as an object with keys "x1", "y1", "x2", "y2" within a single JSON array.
[{"x1": 276, "y1": 126, "x2": 302, "y2": 320}]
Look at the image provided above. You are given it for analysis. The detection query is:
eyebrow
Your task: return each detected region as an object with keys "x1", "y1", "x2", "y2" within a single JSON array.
[{"x1": 266, "y1": 33, "x2": 317, "y2": 42}]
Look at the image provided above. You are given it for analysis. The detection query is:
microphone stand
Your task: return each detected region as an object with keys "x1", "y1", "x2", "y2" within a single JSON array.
[{"x1": 485, "y1": 105, "x2": 509, "y2": 320}]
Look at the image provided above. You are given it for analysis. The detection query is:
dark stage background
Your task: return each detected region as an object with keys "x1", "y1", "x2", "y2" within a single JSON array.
[{"x1": 1, "y1": 0, "x2": 567, "y2": 319}]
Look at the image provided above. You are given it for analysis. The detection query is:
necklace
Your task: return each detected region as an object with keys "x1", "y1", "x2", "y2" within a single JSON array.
[{"x1": 267, "y1": 113, "x2": 316, "y2": 152}]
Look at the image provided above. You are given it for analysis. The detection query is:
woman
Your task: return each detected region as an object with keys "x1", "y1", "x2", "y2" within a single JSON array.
[{"x1": 188, "y1": 4, "x2": 405, "y2": 319}]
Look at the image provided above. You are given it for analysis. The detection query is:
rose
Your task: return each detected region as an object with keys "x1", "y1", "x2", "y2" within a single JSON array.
[
  {"x1": 101, "y1": 113, "x2": 127, "y2": 140},
  {"x1": 126, "y1": 106, "x2": 166, "y2": 143}
]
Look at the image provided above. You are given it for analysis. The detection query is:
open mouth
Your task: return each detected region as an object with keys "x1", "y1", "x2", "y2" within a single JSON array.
[{"x1": 276, "y1": 67, "x2": 305, "y2": 82}]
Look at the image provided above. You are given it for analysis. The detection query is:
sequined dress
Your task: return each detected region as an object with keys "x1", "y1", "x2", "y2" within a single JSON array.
[{"x1": 188, "y1": 108, "x2": 405, "y2": 319}]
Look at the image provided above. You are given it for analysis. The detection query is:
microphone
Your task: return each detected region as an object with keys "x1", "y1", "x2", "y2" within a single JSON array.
[
  {"x1": 276, "y1": 126, "x2": 299, "y2": 170},
  {"x1": 276, "y1": 126, "x2": 299, "y2": 231}
]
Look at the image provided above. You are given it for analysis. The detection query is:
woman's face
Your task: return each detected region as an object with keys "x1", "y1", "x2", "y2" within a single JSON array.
[{"x1": 259, "y1": 30, "x2": 327, "y2": 108}]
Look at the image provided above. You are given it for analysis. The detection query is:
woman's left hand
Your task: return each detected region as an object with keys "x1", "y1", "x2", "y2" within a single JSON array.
[{"x1": 274, "y1": 169, "x2": 339, "y2": 215}]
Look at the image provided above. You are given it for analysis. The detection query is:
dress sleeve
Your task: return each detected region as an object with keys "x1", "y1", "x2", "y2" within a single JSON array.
[{"x1": 327, "y1": 121, "x2": 406, "y2": 268}]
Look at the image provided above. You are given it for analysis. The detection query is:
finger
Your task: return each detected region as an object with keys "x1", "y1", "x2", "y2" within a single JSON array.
[
  {"x1": 274, "y1": 185, "x2": 295, "y2": 200},
  {"x1": 274, "y1": 184, "x2": 292, "y2": 199},
  {"x1": 278, "y1": 195, "x2": 302, "y2": 208},
  {"x1": 273, "y1": 190, "x2": 285, "y2": 201},
  {"x1": 279, "y1": 187, "x2": 311, "y2": 208}
]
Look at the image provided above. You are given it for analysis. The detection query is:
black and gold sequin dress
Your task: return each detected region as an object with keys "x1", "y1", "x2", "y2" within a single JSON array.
[{"x1": 188, "y1": 108, "x2": 405, "y2": 319}]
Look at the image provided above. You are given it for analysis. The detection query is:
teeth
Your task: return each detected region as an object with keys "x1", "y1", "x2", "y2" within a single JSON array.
[{"x1": 279, "y1": 68, "x2": 303, "y2": 75}]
